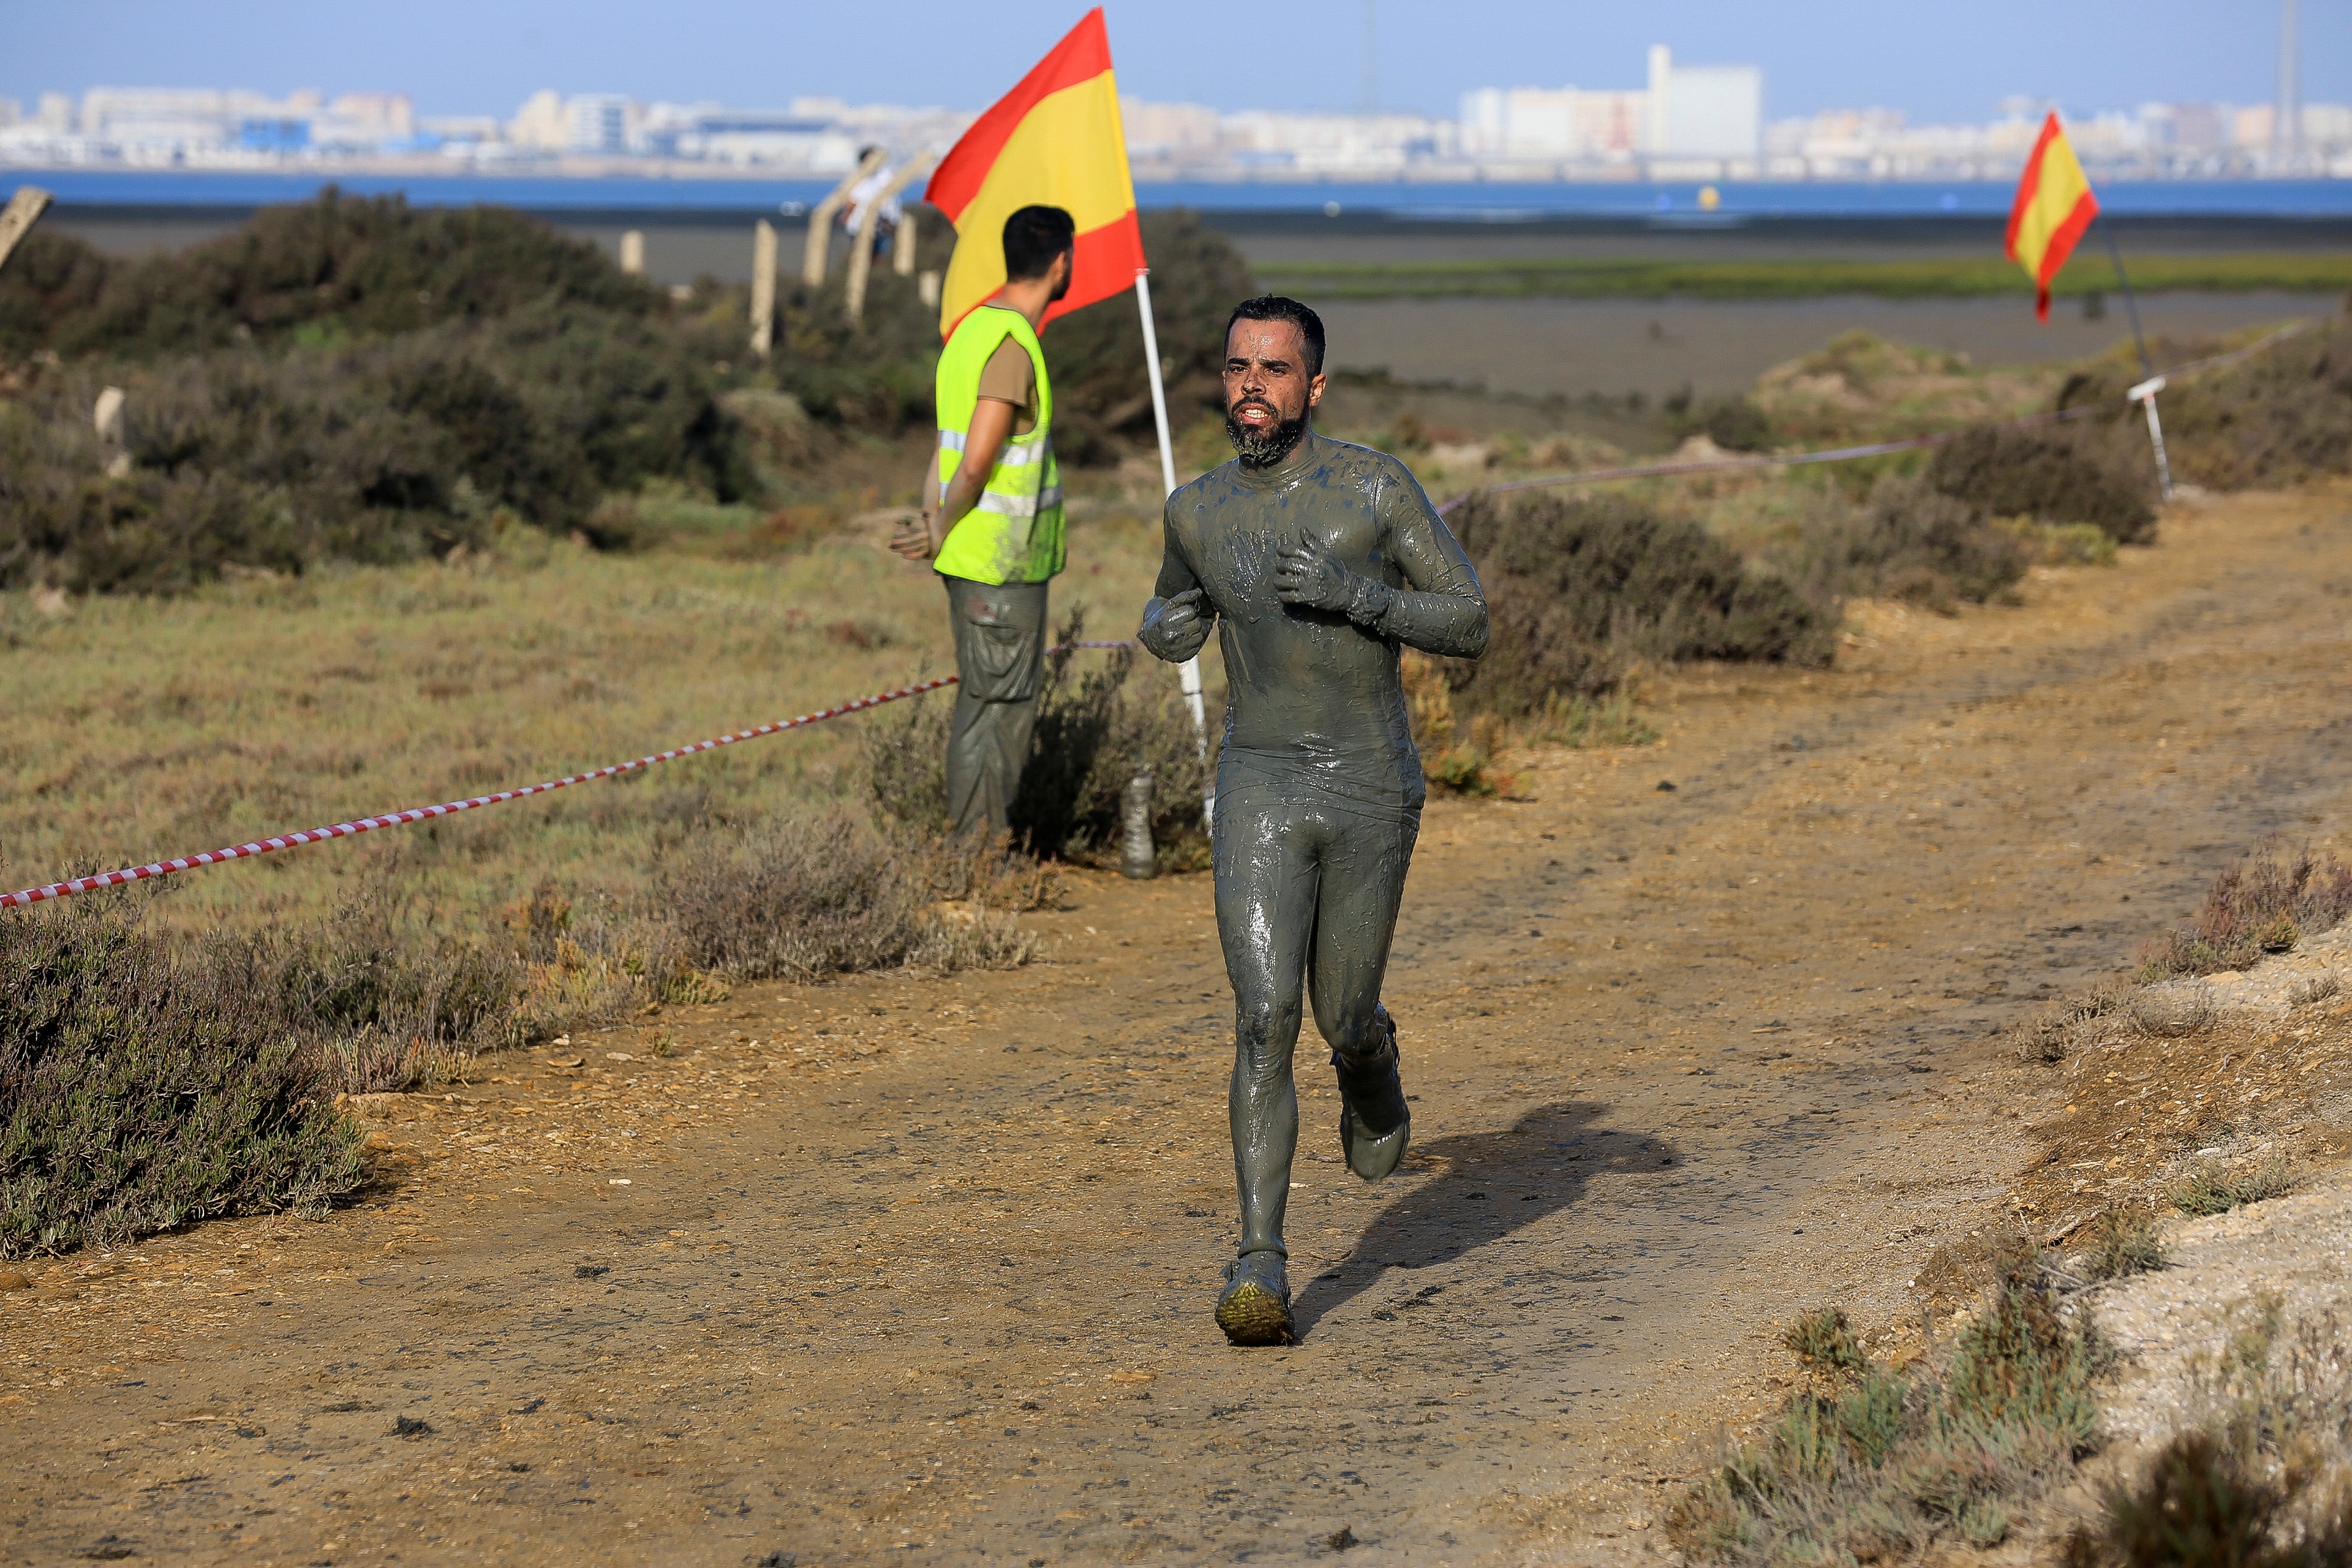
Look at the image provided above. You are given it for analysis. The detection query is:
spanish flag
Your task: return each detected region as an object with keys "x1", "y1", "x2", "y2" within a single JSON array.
[
  {"x1": 2005, "y1": 111, "x2": 2100, "y2": 322},
  {"x1": 924, "y1": 7, "x2": 1146, "y2": 337}
]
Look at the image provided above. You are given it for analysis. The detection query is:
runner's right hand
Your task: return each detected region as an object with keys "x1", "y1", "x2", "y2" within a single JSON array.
[{"x1": 1139, "y1": 588, "x2": 1213, "y2": 661}]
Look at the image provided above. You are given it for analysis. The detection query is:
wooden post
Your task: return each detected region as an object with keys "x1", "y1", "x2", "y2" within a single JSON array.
[
  {"x1": 844, "y1": 157, "x2": 933, "y2": 325},
  {"x1": 0, "y1": 186, "x2": 54, "y2": 275},
  {"x1": 749, "y1": 221, "x2": 777, "y2": 358},
  {"x1": 619, "y1": 229, "x2": 644, "y2": 274},
  {"x1": 801, "y1": 148, "x2": 888, "y2": 287},
  {"x1": 93, "y1": 386, "x2": 130, "y2": 478},
  {"x1": 894, "y1": 205, "x2": 919, "y2": 277}
]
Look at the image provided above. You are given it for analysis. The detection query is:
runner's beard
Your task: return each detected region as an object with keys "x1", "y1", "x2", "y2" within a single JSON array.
[{"x1": 1226, "y1": 398, "x2": 1308, "y2": 467}]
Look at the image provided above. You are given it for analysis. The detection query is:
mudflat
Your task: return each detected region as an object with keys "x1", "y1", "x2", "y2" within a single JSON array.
[{"x1": 4, "y1": 483, "x2": 2349, "y2": 1566}]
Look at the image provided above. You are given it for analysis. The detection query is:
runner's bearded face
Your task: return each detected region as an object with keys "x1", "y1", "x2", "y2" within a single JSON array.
[{"x1": 1223, "y1": 319, "x2": 1322, "y2": 467}]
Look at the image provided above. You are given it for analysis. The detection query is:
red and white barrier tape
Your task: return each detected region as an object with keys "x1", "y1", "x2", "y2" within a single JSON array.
[{"x1": 3, "y1": 640, "x2": 1137, "y2": 911}]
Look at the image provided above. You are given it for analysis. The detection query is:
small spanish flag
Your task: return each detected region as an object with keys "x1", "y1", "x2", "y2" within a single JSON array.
[
  {"x1": 2005, "y1": 111, "x2": 2100, "y2": 322},
  {"x1": 924, "y1": 7, "x2": 1146, "y2": 338}
]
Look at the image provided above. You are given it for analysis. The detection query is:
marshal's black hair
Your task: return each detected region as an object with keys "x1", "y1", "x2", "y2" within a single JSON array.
[
  {"x1": 1002, "y1": 205, "x2": 1077, "y2": 281},
  {"x1": 1224, "y1": 295, "x2": 1325, "y2": 376}
]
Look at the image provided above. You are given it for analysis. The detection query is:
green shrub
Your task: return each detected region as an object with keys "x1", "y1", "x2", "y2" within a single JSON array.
[
  {"x1": 1926, "y1": 423, "x2": 2158, "y2": 543},
  {"x1": 0, "y1": 893, "x2": 366, "y2": 1259},
  {"x1": 1673, "y1": 1245, "x2": 2101, "y2": 1566},
  {"x1": 0, "y1": 189, "x2": 662, "y2": 361},
  {"x1": 1442, "y1": 490, "x2": 1833, "y2": 714},
  {"x1": 2170, "y1": 1156, "x2": 2296, "y2": 1218},
  {"x1": 1946, "y1": 1240, "x2": 2102, "y2": 1450},
  {"x1": 2084, "y1": 1207, "x2": 2168, "y2": 1280},
  {"x1": 2059, "y1": 328, "x2": 2352, "y2": 493},
  {"x1": 1674, "y1": 393, "x2": 1773, "y2": 453},
  {"x1": 1, "y1": 299, "x2": 754, "y2": 590},
  {"x1": 1795, "y1": 473, "x2": 2032, "y2": 611}
]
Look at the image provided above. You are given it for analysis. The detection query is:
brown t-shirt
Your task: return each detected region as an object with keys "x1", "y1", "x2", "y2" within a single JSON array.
[{"x1": 974, "y1": 337, "x2": 1039, "y2": 436}]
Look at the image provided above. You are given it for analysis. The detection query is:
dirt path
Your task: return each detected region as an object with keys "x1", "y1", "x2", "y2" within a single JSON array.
[{"x1": 6, "y1": 483, "x2": 2350, "y2": 1568}]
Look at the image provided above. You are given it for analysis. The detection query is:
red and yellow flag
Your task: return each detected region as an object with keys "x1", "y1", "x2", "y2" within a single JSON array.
[
  {"x1": 2005, "y1": 111, "x2": 2100, "y2": 322},
  {"x1": 924, "y1": 7, "x2": 1145, "y2": 337}
]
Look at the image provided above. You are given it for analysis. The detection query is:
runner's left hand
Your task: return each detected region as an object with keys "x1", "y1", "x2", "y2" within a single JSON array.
[{"x1": 1273, "y1": 530, "x2": 1355, "y2": 612}]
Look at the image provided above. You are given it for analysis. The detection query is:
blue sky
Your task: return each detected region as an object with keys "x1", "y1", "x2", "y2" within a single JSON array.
[{"x1": 4, "y1": 1, "x2": 2341, "y2": 124}]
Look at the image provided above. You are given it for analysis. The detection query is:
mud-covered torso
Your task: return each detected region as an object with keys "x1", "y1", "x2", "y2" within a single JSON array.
[{"x1": 1159, "y1": 432, "x2": 1482, "y2": 809}]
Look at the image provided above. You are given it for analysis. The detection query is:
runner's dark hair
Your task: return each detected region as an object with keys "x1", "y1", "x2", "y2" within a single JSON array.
[
  {"x1": 1225, "y1": 295, "x2": 1325, "y2": 376},
  {"x1": 1003, "y1": 206, "x2": 1077, "y2": 280}
]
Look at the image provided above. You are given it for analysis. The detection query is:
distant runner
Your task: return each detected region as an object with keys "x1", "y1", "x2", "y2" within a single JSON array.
[{"x1": 1136, "y1": 295, "x2": 1489, "y2": 1346}]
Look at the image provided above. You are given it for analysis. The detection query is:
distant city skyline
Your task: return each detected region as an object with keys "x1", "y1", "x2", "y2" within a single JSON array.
[{"x1": 6, "y1": 0, "x2": 2345, "y2": 127}]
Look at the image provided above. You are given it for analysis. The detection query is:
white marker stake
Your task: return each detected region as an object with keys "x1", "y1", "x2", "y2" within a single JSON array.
[
  {"x1": 2127, "y1": 374, "x2": 2174, "y2": 502},
  {"x1": 1135, "y1": 268, "x2": 1213, "y2": 831}
]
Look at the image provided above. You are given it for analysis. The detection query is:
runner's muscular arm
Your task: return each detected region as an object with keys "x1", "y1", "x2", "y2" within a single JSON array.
[
  {"x1": 1138, "y1": 507, "x2": 1215, "y2": 663},
  {"x1": 1271, "y1": 461, "x2": 1488, "y2": 658}
]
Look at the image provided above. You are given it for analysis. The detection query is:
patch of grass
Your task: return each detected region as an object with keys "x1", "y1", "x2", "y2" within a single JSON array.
[
  {"x1": 2139, "y1": 841, "x2": 2352, "y2": 980},
  {"x1": 1442, "y1": 489, "x2": 1833, "y2": 717},
  {"x1": 2170, "y1": 1156, "x2": 2296, "y2": 1218},
  {"x1": 0, "y1": 892, "x2": 367, "y2": 1259},
  {"x1": 1672, "y1": 1241, "x2": 2101, "y2": 1565},
  {"x1": 2083, "y1": 1207, "x2": 2168, "y2": 1281}
]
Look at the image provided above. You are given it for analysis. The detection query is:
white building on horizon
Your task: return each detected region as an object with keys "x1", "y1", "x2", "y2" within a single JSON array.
[{"x1": 1646, "y1": 45, "x2": 1763, "y2": 162}]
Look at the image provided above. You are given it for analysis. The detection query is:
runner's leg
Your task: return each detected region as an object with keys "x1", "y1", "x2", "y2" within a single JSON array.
[
  {"x1": 1307, "y1": 802, "x2": 1419, "y2": 1172},
  {"x1": 1213, "y1": 782, "x2": 1324, "y2": 1261}
]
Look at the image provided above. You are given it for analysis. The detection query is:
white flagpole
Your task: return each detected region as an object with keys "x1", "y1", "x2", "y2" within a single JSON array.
[{"x1": 1134, "y1": 267, "x2": 1213, "y2": 831}]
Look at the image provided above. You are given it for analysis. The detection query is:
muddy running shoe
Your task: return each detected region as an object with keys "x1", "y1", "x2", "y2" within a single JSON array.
[
  {"x1": 1335, "y1": 1005, "x2": 1411, "y2": 1182},
  {"x1": 1215, "y1": 1251, "x2": 1294, "y2": 1346}
]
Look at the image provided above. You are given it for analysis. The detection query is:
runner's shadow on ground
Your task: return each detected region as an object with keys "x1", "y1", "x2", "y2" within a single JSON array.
[{"x1": 1287, "y1": 1101, "x2": 1673, "y2": 1340}]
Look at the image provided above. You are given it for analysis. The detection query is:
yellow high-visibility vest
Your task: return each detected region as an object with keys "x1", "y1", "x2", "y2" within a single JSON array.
[{"x1": 932, "y1": 306, "x2": 1065, "y2": 586}]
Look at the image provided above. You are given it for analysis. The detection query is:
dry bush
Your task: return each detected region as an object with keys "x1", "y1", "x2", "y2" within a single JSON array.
[
  {"x1": 2015, "y1": 984, "x2": 2136, "y2": 1064},
  {"x1": 2065, "y1": 1304, "x2": 2352, "y2": 1568},
  {"x1": 2060, "y1": 325, "x2": 2352, "y2": 492},
  {"x1": 2293, "y1": 976, "x2": 2345, "y2": 1010},
  {"x1": 1924, "y1": 420, "x2": 2158, "y2": 544},
  {"x1": 0, "y1": 891, "x2": 366, "y2": 1259},
  {"x1": 653, "y1": 812, "x2": 1003, "y2": 980},
  {"x1": 2170, "y1": 1155, "x2": 2296, "y2": 1218},
  {"x1": 2082, "y1": 1207, "x2": 2168, "y2": 1281},
  {"x1": 2139, "y1": 842, "x2": 2352, "y2": 980},
  {"x1": 864, "y1": 625, "x2": 1213, "y2": 868},
  {"x1": 1442, "y1": 489, "x2": 1833, "y2": 718},
  {"x1": 1794, "y1": 473, "x2": 2033, "y2": 613},
  {"x1": 1672, "y1": 1242, "x2": 2101, "y2": 1565}
]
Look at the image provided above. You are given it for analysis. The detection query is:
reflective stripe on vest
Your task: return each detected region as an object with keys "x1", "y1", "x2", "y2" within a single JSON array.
[
  {"x1": 931, "y1": 306, "x2": 1065, "y2": 586},
  {"x1": 938, "y1": 429, "x2": 1050, "y2": 467}
]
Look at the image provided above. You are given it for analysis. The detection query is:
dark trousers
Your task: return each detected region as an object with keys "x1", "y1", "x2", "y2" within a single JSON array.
[
  {"x1": 942, "y1": 573, "x2": 1049, "y2": 836},
  {"x1": 1212, "y1": 777, "x2": 1420, "y2": 1259}
]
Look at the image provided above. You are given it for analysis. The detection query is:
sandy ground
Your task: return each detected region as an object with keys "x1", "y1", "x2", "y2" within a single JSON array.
[{"x1": 4, "y1": 481, "x2": 2350, "y2": 1567}]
